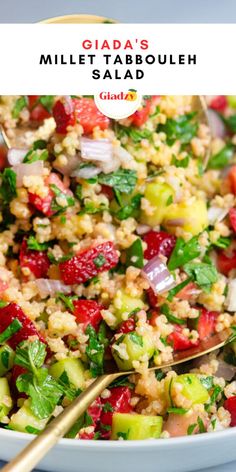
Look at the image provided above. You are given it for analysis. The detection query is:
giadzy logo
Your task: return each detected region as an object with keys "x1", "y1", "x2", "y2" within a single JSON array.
[
  {"x1": 99, "y1": 89, "x2": 138, "y2": 101},
  {"x1": 95, "y1": 89, "x2": 141, "y2": 119}
]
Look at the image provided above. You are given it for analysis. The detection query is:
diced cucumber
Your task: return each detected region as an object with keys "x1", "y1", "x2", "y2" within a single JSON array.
[
  {"x1": 167, "y1": 374, "x2": 209, "y2": 406},
  {"x1": 227, "y1": 96, "x2": 236, "y2": 109},
  {"x1": 163, "y1": 199, "x2": 208, "y2": 236},
  {"x1": 112, "y1": 332, "x2": 154, "y2": 371},
  {"x1": 0, "y1": 378, "x2": 12, "y2": 420},
  {"x1": 111, "y1": 413, "x2": 163, "y2": 440},
  {"x1": 9, "y1": 399, "x2": 49, "y2": 433},
  {"x1": 112, "y1": 290, "x2": 145, "y2": 328},
  {"x1": 49, "y1": 358, "x2": 85, "y2": 390},
  {"x1": 0, "y1": 345, "x2": 15, "y2": 377},
  {"x1": 141, "y1": 182, "x2": 175, "y2": 226}
]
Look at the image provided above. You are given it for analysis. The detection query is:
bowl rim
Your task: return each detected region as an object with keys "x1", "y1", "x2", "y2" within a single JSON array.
[
  {"x1": 1, "y1": 424, "x2": 235, "y2": 449},
  {"x1": 40, "y1": 14, "x2": 116, "y2": 24}
]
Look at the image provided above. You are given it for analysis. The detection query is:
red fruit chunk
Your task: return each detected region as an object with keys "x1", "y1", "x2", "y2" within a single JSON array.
[
  {"x1": 100, "y1": 387, "x2": 132, "y2": 438},
  {"x1": 217, "y1": 250, "x2": 236, "y2": 275},
  {"x1": 227, "y1": 166, "x2": 236, "y2": 195},
  {"x1": 197, "y1": 309, "x2": 218, "y2": 340},
  {"x1": 146, "y1": 287, "x2": 158, "y2": 307},
  {"x1": 229, "y1": 208, "x2": 236, "y2": 232},
  {"x1": 176, "y1": 282, "x2": 198, "y2": 300},
  {"x1": 0, "y1": 302, "x2": 46, "y2": 349},
  {"x1": 28, "y1": 96, "x2": 51, "y2": 122},
  {"x1": 224, "y1": 396, "x2": 236, "y2": 426},
  {"x1": 0, "y1": 144, "x2": 7, "y2": 171},
  {"x1": 101, "y1": 184, "x2": 114, "y2": 201},
  {"x1": 210, "y1": 96, "x2": 227, "y2": 112},
  {"x1": 168, "y1": 325, "x2": 199, "y2": 351},
  {"x1": 73, "y1": 299, "x2": 103, "y2": 330},
  {"x1": 59, "y1": 241, "x2": 118, "y2": 285},
  {"x1": 143, "y1": 231, "x2": 176, "y2": 260},
  {"x1": 74, "y1": 98, "x2": 110, "y2": 135},
  {"x1": 129, "y1": 96, "x2": 160, "y2": 127},
  {"x1": 20, "y1": 240, "x2": 50, "y2": 279},
  {"x1": 117, "y1": 317, "x2": 135, "y2": 334},
  {"x1": 79, "y1": 398, "x2": 102, "y2": 439},
  {"x1": 148, "y1": 309, "x2": 159, "y2": 327},
  {"x1": 52, "y1": 99, "x2": 76, "y2": 134},
  {"x1": 28, "y1": 172, "x2": 71, "y2": 217}
]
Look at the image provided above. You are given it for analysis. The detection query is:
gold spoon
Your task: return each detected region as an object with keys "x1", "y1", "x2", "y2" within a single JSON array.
[{"x1": 1, "y1": 328, "x2": 232, "y2": 472}]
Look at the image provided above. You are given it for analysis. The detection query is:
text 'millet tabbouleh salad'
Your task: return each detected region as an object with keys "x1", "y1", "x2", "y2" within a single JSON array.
[{"x1": 0, "y1": 95, "x2": 236, "y2": 440}]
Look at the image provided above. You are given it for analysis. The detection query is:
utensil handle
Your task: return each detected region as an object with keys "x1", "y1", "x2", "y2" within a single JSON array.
[{"x1": 2, "y1": 374, "x2": 114, "y2": 472}]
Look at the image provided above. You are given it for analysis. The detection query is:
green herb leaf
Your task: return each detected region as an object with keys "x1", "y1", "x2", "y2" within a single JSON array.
[
  {"x1": 103, "y1": 402, "x2": 114, "y2": 413},
  {"x1": 205, "y1": 385, "x2": 222, "y2": 412},
  {"x1": 168, "y1": 236, "x2": 201, "y2": 271},
  {"x1": 210, "y1": 236, "x2": 231, "y2": 249},
  {"x1": 98, "y1": 169, "x2": 137, "y2": 194},
  {"x1": 187, "y1": 423, "x2": 197, "y2": 435},
  {"x1": 115, "y1": 125, "x2": 152, "y2": 143},
  {"x1": 93, "y1": 254, "x2": 107, "y2": 268},
  {"x1": 167, "y1": 407, "x2": 189, "y2": 415},
  {"x1": 50, "y1": 184, "x2": 75, "y2": 215},
  {"x1": 33, "y1": 139, "x2": 47, "y2": 150},
  {"x1": 158, "y1": 112, "x2": 198, "y2": 146},
  {"x1": 38, "y1": 96, "x2": 54, "y2": 112},
  {"x1": 167, "y1": 277, "x2": 193, "y2": 302},
  {"x1": 0, "y1": 319, "x2": 22, "y2": 344},
  {"x1": 0, "y1": 168, "x2": 17, "y2": 203},
  {"x1": 197, "y1": 416, "x2": 206, "y2": 433},
  {"x1": 117, "y1": 431, "x2": 129, "y2": 440},
  {"x1": 207, "y1": 144, "x2": 234, "y2": 170},
  {"x1": 25, "y1": 425, "x2": 41, "y2": 434},
  {"x1": 56, "y1": 293, "x2": 77, "y2": 312},
  {"x1": 23, "y1": 149, "x2": 48, "y2": 164},
  {"x1": 183, "y1": 261, "x2": 218, "y2": 292},
  {"x1": 85, "y1": 325, "x2": 105, "y2": 377},
  {"x1": 14, "y1": 339, "x2": 47, "y2": 373},
  {"x1": 171, "y1": 154, "x2": 190, "y2": 168},
  {"x1": 115, "y1": 193, "x2": 142, "y2": 221},
  {"x1": 223, "y1": 115, "x2": 236, "y2": 133},
  {"x1": 12, "y1": 96, "x2": 27, "y2": 118},
  {"x1": 125, "y1": 238, "x2": 144, "y2": 269},
  {"x1": 160, "y1": 304, "x2": 185, "y2": 325},
  {"x1": 27, "y1": 235, "x2": 50, "y2": 252},
  {"x1": 200, "y1": 376, "x2": 214, "y2": 390}
]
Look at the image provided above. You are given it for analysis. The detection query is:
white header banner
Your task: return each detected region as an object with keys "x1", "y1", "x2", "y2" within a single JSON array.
[{"x1": 0, "y1": 24, "x2": 235, "y2": 94}]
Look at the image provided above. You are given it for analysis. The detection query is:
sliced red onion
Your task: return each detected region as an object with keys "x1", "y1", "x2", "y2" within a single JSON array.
[
  {"x1": 80, "y1": 137, "x2": 113, "y2": 163},
  {"x1": 164, "y1": 218, "x2": 185, "y2": 227},
  {"x1": 36, "y1": 279, "x2": 72, "y2": 298},
  {"x1": 53, "y1": 154, "x2": 81, "y2": 176},
  {"x1": 215, "y1": 358, "x2": 236, "y2": 381},
  {"x1": 71, "y1": 165, "x2": 101, "y2": 179},
  {"x1": 225, "y1": 279, "x2": 236, "y2": 312},
  {"x1": 142, "y1": 255, "x2": 176, "y2": 294},
  {"x1": 8, "y1": 148, "x2": 28, "y2": 166},
  {"x1": 13, "y1": 160, "x2": 44, "y2": 187},
  {"x1": 207, "y1": 109, "x2": 226, "y2": 139},
  {"x1": 136, "y1": 224, "x2": 151, "y2": 235},
  {"x1": 208, "y1": 206, "x2": 229, "y2": 225}
]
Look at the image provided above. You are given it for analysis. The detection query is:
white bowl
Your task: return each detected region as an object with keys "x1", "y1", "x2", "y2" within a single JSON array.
[{"x1": 0, "y1": 427, "x2": 236, "y2": 472}]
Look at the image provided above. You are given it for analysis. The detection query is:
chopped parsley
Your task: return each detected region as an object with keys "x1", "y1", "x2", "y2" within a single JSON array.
[
  {"x1": 160, "y1": 304, "x2": 185, "y2": 325},
  {"x1": 56, "y1": 293, "x2": 78, "y2": 312},
  {"x1": 125, "y1": 238, "x2": 144, "y2": 269},
  {"x1": 197, "y1": 416, "x2": 206, "y2": 433},
  {"x1": 115, "y1": 193, "x2": 142, "y2": 221},
  {"x1": 115, "y1": 125, "x2": 152, "y2": 143},
  {"x1": 0, "y1": 168, "x2": 17, "y2": 204},
  {"x1": 183, "y1": 261, "x2": 218, "y2": 293},
  {"x1": 0, "y1": 319, "x2": 22, "y2": 344},
  {"x1": 171, "y1": 154, "x2": 190, "y2": 168},
  {"x1": 12, "y1": 96, "x2": 27, "y2": 118},
  {"x1": 117, "y1": 431, "x2": 129, "y2": 440},
  {"x1": 85, "y1": 325, "x2": 106, "y2": 377},
  {"x1": 27, "y1": 235, "x2": 50, "y2": 252},
  {"x1": 50, "y1": 184, "x2": 75, "y2": 215},
  {"x1": 93, "y1": 253, "x2": 107, "y2": 268},
  {"x1": 103, "y1": 402, "x2": 114, "y2": 413},
  {"x1": 187, "y1": 423, "x2": 197, "y2": 435},
  {"x1": 158, "y1": 112, "x2": 198, "y2": 146},
  {"x1": 129, "y1": 332, "x2": 143, "y2": 347},
  {"x1": 23, "y1": 149, "x2": 48, "y2": 164},
  {"x1": 207, "y1": 144, "x2": 234, "y2": 170},
  {"x1": 167, "y1": 277, "x2": 193, "y2": 302},
  {"x1": 98, "y1": 169, "x2": 137, "y2": 194},
  {"x1": 167, "y1": 407, "x2": 189, "y2": 415},
  {"x1": 168, "y1": 236, "x2": 201, "y2": 271}
]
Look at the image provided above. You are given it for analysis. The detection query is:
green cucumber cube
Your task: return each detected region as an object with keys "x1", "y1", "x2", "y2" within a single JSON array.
[
  {"x1": 49, "y1": 358, "x2": 85, "y2": 390},
  {"x1": 0, "y1": 345, "x2": 15, "y2": 377},
  {"x1": 9, "y1": 399, "x2": 49, "y2": 433},
  {"x1": 111, "y1": 413, "x2": 163, "y2": 440}
]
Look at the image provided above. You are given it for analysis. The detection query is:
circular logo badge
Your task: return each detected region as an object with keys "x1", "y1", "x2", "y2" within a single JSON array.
[{"x1": 94, "y1": 89, "x2": 142, "y2": 119}]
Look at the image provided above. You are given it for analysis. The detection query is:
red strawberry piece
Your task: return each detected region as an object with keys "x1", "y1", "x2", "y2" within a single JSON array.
[
  {"x1": 59, "y1": 241, "x2": 118, "y2": 285},
  {"x1": 143, "y1": 231, "x2": 176, "y2": 260},
  {"x1": 52, "y1": 98, "x2": 76, "y2": 134},
  {"x1": 197, "y1": 309, "x2": 218, "y2": 340},
  {"x1": 74, "y1": 98, "x2": 110, "y2": 135},
  {"x1": 28, "y1": 95, "x2": 51, "y2": 122},
  {"x1": 28, "y1": 172, "x2": 71, "y2": 217},
  {"x1": 229, "y1": 208, "x2": 236, "y2": 232},
  {"x1": 146, "y1": 287, "x2": 158, "y2": 307},
  {"x1": 168, "y1": 325, "x2": 199, "y2": 351},
  {"x1": 224, "y1": 396, "x2": 236, "y2": 426},
  {"x1": 209, "y1": 96, "x2": 227, "y2": 112},
  {"x1": 117, "y1": 317, "x2": 135, "y2": 334},
  {"x1": 217, "y1": 250, "x2": 236, "y2": 275},
  {"x1": 0, "y1": 144, "x2": 7, "y2": 171},
  {"x1": 0, "y1": 302, "x2": 46, "y2": 349},
  {"x1": 129, "y1": 96, "x2": 160, "y2": 127},
  {"x1": 20, "y1": 240, "x2": 50, "y2": 279},
  {"x1": 100, "y1": 387, "x2": 132, "y2": 438},
  {"x1": 73, "y1": 299, "x2": 103, "y2": 330},
  {"x1": 227, "y1": 165, "x2": 236, "y2": 195},
  {"x1": 176, "y1": 282, "x2": 199, "y2": 300},
  {"x1": 148, "y1": 309, "x2": 159, "y2": 327}
]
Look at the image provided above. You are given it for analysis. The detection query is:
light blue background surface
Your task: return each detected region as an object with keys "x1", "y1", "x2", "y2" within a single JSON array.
[
  {"x1": 0, "y1": 0, "x2": 236, "y2": 470},
  {"x1": 0, "y1": 0, "x2": 236, "y2": 23}
]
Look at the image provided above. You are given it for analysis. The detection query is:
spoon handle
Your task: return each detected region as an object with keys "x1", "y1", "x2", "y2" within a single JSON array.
[{"x1": 2, "y1": 373, "x2": 116, "y2": 472}]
